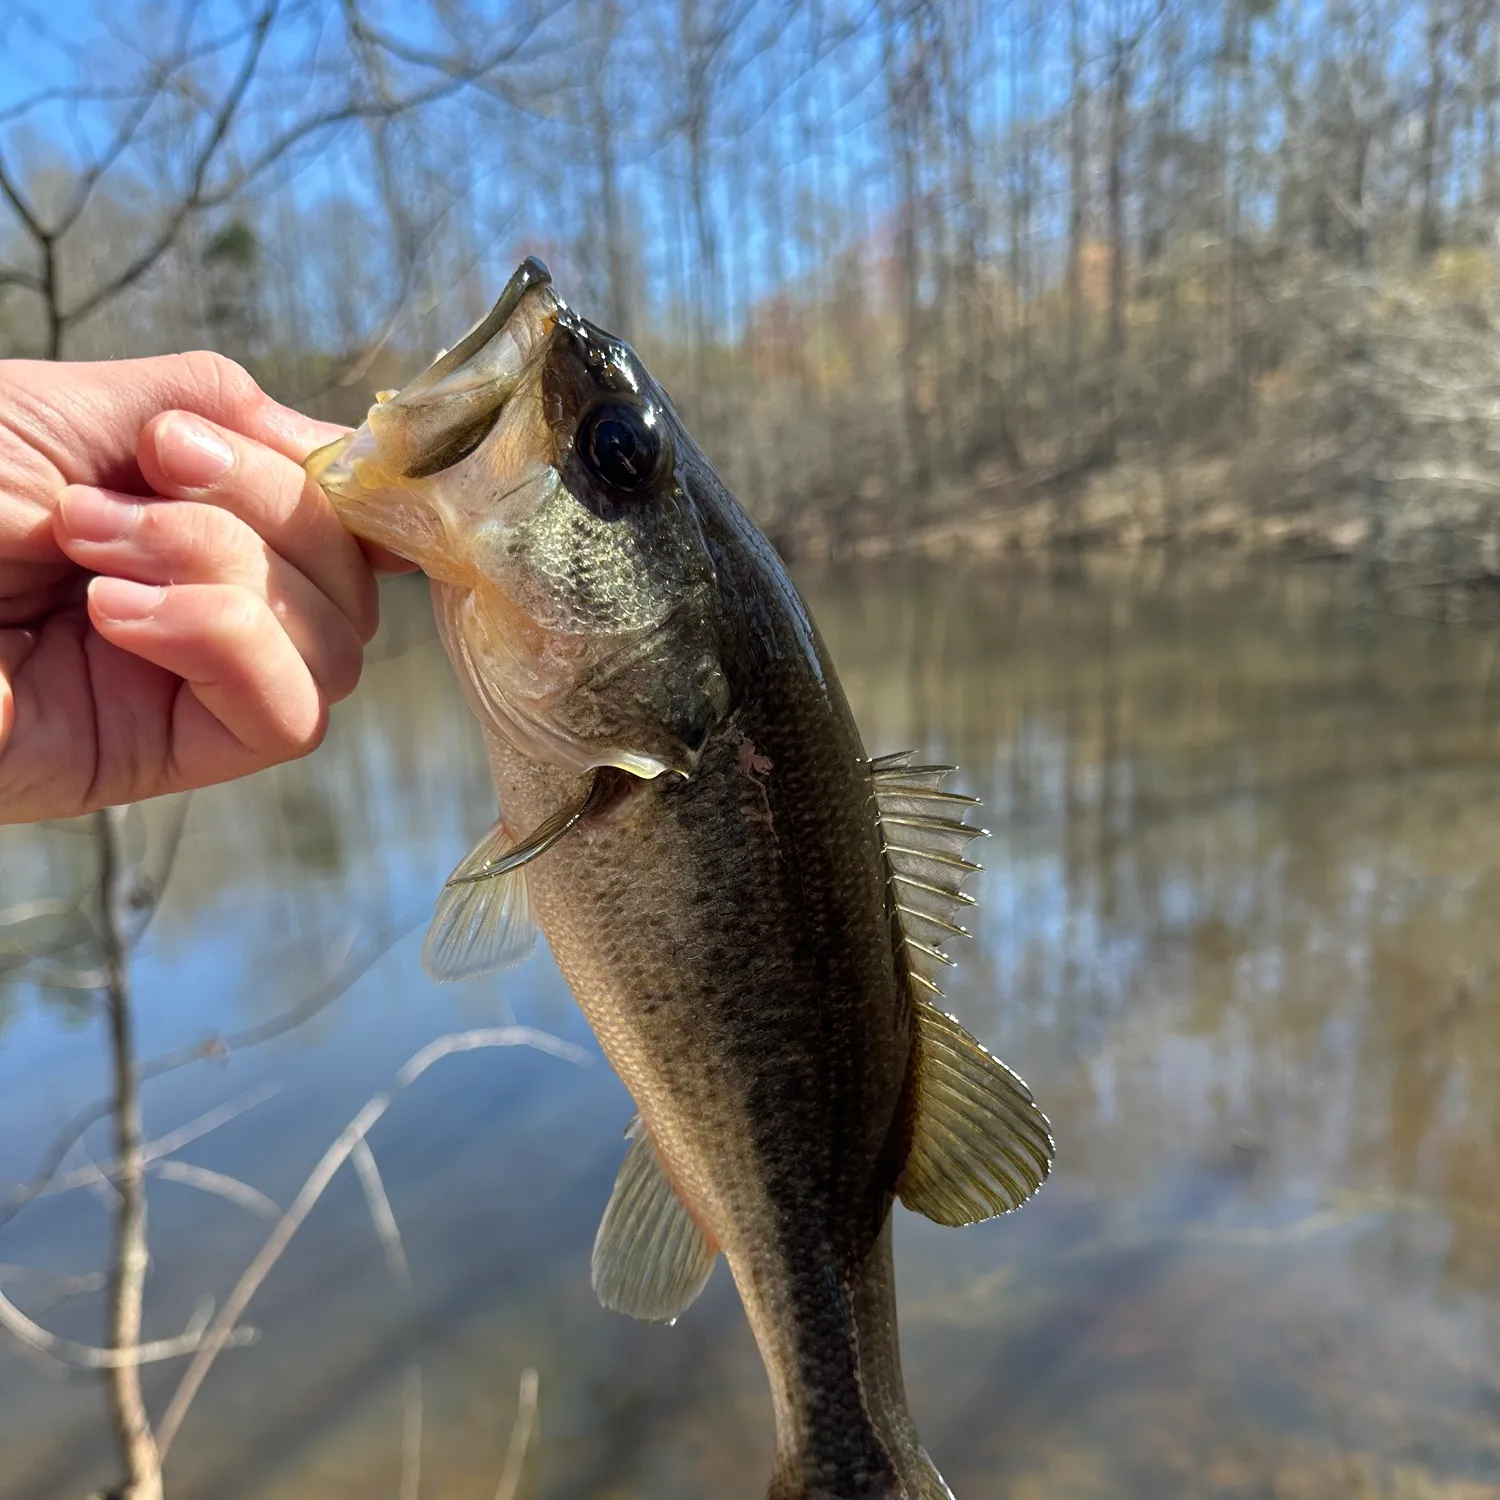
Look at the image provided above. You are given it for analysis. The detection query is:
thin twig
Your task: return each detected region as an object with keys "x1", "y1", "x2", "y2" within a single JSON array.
[
  {"x1": 0, "y1": 1284, "x2": 256, "y2": 1370},
  {"x1": 96, "y1": 805, "x2": 161, "y2": 1499},
  {"x1": 493, "y1": 1367, "x2": 541, "y2": 1500},
  {"x1": 151, "y1": 1161, "x2": 280, "y2": 1220},
  {"x1": 0, "y1": 913, "x2": 406, "y2": 1234},
  {"x1": 351, "y1": 1138, "x2": 409, "y2": 1286},
  {"x1": 41, "y1": 1082, "x2": 282, "y2": 1200},
  {"x1": 400, "y1": 1362, "x2": 423, "y2": 1500},
  {"x1": 155, "y1": 1027, "x2": 587, "y2": 1462}
]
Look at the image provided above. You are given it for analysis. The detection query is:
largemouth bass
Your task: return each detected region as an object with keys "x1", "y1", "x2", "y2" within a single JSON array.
[{"x1": 308, "y1": 258, "x2": 1053, "y2": 1500}]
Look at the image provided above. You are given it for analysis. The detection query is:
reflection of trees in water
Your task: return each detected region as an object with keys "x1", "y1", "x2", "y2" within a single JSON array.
[
  {"x1": 5, "y1": 562, "x2": 1500, "y2": 1496},
  {"x1": 808, "y1": 556, "x2": 1500, "y2": 1143},
  {"x1": 807, "y1": 558, "x2": 1500, "y2": 1494}
]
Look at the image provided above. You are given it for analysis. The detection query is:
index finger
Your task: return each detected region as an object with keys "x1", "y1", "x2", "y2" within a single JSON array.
[{"x1": 6, "y1": 351, "x2": 345, "y2": 496}]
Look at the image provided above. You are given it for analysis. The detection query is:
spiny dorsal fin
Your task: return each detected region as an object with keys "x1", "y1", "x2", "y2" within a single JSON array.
[
  {"x1": 873, "y1": 752, "x2": 1055, "y2": 1225},
  {"x1": 872, "y1": 751, "x2": 984, "y2": 997},
  {"x1": 898, "y1": 1001, "x2": 1054, "y2": 1224},
  {"x1": 592, "y1": 1117, "x2": 718, "y2": 1323}
]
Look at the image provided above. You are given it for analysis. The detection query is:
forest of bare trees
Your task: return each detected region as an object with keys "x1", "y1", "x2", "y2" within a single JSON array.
[{"x1": 6, "y1": 0, "x2": 1500, "y2": 566}]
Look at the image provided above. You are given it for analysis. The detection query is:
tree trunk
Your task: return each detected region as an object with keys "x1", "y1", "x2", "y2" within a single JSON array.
[
  {"x1": 1106, "y1": 37, "x2": 1129, "y2": 454},
  {"x1": 1419, "y1": 5, "x2": 1447, "y2": 258}
]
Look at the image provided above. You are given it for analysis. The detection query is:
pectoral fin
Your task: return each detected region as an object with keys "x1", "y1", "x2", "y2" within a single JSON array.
[
  {"x1": 898, "y1": 1000, "x2": 1054, "y2": 1224},
  {"x1": 592, "y1": 1118, "x2": 718, "y2": 1323},
  {"x1": 423, "y1": 825, "x2": 539, "y2": 981},
  {"x1": 423, "y1": 773, "x2": 603, "y2": 981}
]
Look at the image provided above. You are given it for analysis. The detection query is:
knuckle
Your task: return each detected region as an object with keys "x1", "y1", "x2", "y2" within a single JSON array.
[
  {"x1": 148, "y1": 500, "x2": 233, "y2": 561},
  {"x1": 284, "y1": 699, "x2": 330, "y2": 758},
  {"x1": 170, "y1": 350, "x2": 263, "y2": 418},
  {"x1": 213, "y1": 585, "x2": 268, "y2": 643},
  {"x1": 320, "y1": 623, "x2": 365, "y2": 702}
]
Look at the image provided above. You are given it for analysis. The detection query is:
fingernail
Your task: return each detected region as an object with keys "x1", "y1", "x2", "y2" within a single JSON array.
[
  {"x1": 61, "y1": 487, "x2": 140, "y2": 544},
  {"x1": 90, "y1": 577, "x2": 166, "y2": 623},
  {"x1": 157, "y1": 414, "x2": 234, "y2": 487}
]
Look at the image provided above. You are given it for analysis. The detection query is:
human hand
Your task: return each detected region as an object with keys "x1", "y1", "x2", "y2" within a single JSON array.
[{"x1": 0, "y1": 352, "x2": 409, "y2": 825}]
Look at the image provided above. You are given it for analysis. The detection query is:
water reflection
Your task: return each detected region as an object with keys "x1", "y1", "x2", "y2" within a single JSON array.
[{"x1": 3, "y1": 560, "x2": 1500, "y2": 1499}]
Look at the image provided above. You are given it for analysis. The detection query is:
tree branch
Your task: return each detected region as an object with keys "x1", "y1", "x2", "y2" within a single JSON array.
[
  {"x1": 58, "y1": 0, "x2": 281, "y2": 331},
  {"x1": 96, "y1": 805, "x2": 161, "y2": 1499},
  {"x1": 150, "y1": 1161, "x2": 280, "y2": 1220},
  {"x1": 0, "y1": 1284, "x2": 257, "y2": 1370},
  {"x1": 493, "y1": 1367, "x2": 540, "y2": 1500},
  {"x1": 0, "y1": 918, "x2": 409, "y2": 1234},
  {"x1": 154, "y1": 1026, "x2": 588, "y2": 1462}
]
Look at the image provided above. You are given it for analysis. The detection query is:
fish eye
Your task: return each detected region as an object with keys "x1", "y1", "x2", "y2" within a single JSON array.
[{"x1": 577, "y1": 402, "x2": 664, "y2": 492}]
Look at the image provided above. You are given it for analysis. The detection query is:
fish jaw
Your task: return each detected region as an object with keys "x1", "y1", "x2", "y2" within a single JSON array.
[
  {"x1": 306, "y1": 262, "x2": 563, "y2": 580},
  {"x1": 306, "y1": 427, "x2": 460, "y2": 579}
]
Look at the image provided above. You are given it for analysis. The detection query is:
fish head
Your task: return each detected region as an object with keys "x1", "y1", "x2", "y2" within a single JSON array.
[{"x1": 308, "y1": 258, "x2": 730, "y2": 780}]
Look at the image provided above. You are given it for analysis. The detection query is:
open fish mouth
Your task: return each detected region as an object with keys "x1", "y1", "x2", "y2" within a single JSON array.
[{"x1": 306, "y1": 256, "x2": 561, "y2": 521}]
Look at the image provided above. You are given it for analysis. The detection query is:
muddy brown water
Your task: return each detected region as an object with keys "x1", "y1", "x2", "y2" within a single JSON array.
[{"x1": 3, "y1": 558, "x2": 1500, "y2": 1500}]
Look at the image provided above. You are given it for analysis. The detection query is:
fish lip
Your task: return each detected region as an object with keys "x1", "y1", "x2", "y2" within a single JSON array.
[
  {"x1": 402, "y1": 256, "x2": 552, "y2": 401},
  {"x1": 305, "y1": 429, "x2": 365, "y2": 499}
]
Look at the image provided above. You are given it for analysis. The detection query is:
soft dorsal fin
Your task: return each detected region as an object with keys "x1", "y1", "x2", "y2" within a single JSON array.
[
  {"x1": 592, "y1": 1117, "x2": 718, "y2": 1323},
  {"x1": 872, "y1": 752, "x2": 1055, "y2": 1225},
  {"x1": 899, "y1": 1001, "x2": 1054, "y2": 1223},
  {"x1": 423, "y1": 774, "x2": 602, "y2": 981}
]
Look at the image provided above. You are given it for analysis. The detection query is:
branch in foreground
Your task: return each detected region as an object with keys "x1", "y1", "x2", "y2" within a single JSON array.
[
  {"x1": 97, "y1": 803, "x2": 160, "y2": 1500},
  {"x1": 151, "y1": 1161, "x2": 280, "y2": 1221},
  {"x1": 0, "y1": 914, "x2": 412, "y2": 1235},
  {"x1": 400, "y1": 1362, "x2": 422, "y2": 1500},
  {"x1": 39, "y1": 1082, "x2": 283, "y2": 1203},
  {"x1": 494, "y1": 1367, "x2": 541, "y2": 1500},
  {"x1": 154, "y1": 1026, "x2": 588, "y2": 1461},
  {"x1": 0, "y1": 1285, "x2": 257, "y2": 1370}
]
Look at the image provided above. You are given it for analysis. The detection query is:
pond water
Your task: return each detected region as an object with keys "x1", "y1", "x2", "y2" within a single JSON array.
[{"x1": 3, "y1": 558, "x2": 1500, "y2": 1500}]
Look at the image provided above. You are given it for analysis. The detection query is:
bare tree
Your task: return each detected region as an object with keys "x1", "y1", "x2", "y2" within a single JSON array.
[{"x1": 0, "y1": 0, "x2": 549, "y2": 358}]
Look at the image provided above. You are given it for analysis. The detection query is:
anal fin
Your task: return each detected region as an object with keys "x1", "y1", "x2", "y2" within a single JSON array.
[{"x1": 593, "y1": 1117, "x2": 718, "y2": 1323}]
